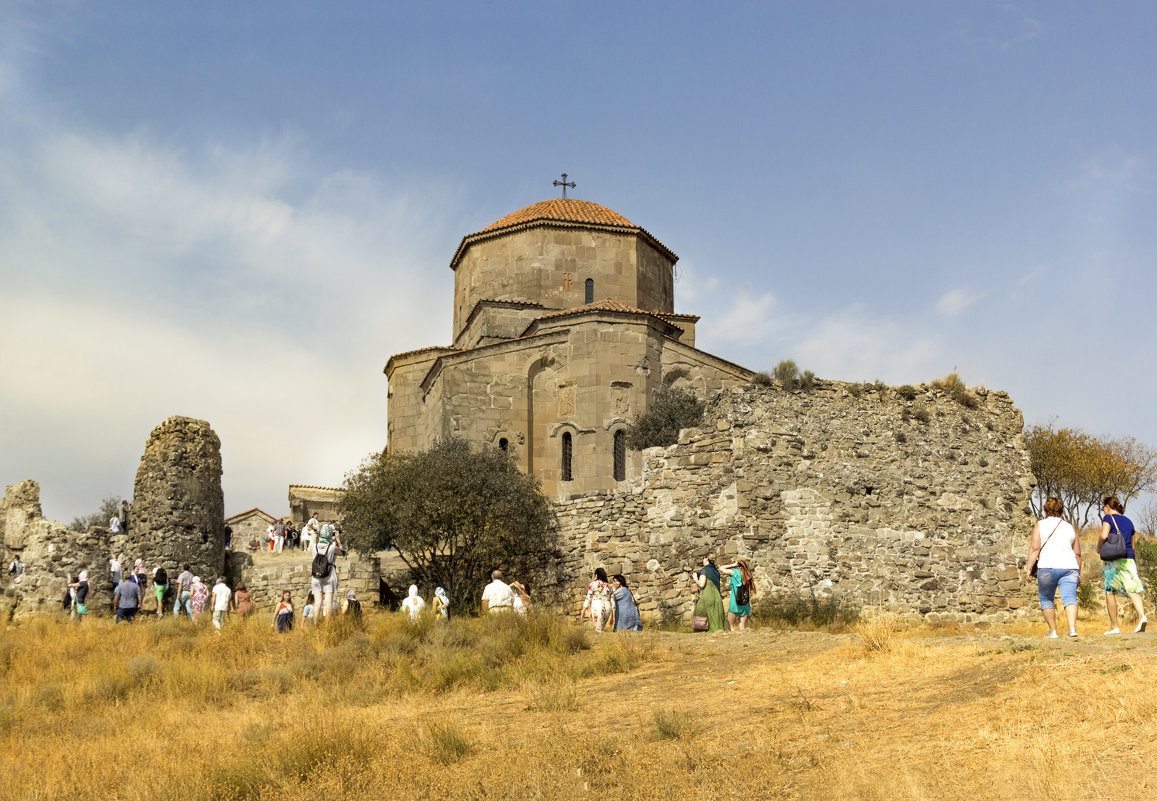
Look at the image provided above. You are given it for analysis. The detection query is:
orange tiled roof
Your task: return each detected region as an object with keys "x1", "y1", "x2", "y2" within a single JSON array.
[
  {"x1": 451, "y1": 198, "x2": 677, "y2": 269},
  {"x1": 520, "y1": 300, "x2": 688, "y2": 337},
  {"x1": 481, "y1": 199, "x2": 635, "y2": 231}
]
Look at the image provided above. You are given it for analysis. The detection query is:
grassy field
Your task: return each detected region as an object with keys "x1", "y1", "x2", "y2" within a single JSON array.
[{"x1": 2, "y1": 609, "x2": 1156, "y2": 801}]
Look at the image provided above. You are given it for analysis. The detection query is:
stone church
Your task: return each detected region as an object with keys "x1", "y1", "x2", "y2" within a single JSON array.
[{"x1": 385, "y1": 197, "x2": 754, "y2": 496}]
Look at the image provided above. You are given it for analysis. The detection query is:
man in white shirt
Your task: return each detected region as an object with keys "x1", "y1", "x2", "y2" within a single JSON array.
[
  {"x1": 481, "y1": 569, "x2": 514, "y2": 614},
  {"x1": 211, "y1": 578, "x2": 232, "y2": 629}
]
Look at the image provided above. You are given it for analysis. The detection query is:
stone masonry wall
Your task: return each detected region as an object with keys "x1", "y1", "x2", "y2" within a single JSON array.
[
  {"x1": 132, "y1": 417, "x2": 226, "y2": 581},
  {"x1": 225, "y1": 550, "x2": 381, "y2": 617},
  {"x1": 1, "y1": 481, "x2": 125, "y2": 621},
  {"x1": 541, "y1": 382, "x2": 1036, "y2": 624}
]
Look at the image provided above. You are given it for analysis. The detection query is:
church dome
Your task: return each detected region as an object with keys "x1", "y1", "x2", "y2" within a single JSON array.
[
  {"x1": 480, "y1": 199, "x2": 635, "y2": 233},
  {"x1": 451, "y1": 198, "x2": 675, "y2": 270}
]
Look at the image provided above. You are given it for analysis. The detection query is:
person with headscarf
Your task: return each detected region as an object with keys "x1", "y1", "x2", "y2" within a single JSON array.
[
  {"x1": 432, "y1": 587, "x2": 450, "y2": 620},
  {"x1": 400, "y1": 585, "x2": 425, "y2": 621},
  {"x1": 691, "y1": 556, "x2": 727, "y2": 633},
  {"x1": 341, "y1": 589, "x2": 362, "y2": 616},
  {"x1": 611, "y1": 574, "x2": 642, "y2": 632},
  {"x1": 581, "y1": 567, "x2": 615, "y2": 632},
  {"x1": 189, "y1": 576, "x2": 209, "y2": 622},
  {"x1": 720, "y1": 559, "x2": 755, "y2": 631},
  {"x1": 510, "y1": 582, "x2": 531, "y2": 617}
]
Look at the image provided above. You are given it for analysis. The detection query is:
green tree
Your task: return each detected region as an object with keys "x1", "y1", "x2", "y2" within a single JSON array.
[
  {"x1": 624, "y1": 386, "x2": 705, "y2": 450},
  {"x1": 69, "y1": 495, "x2": 122, "y2": 532},
  {"x1": 340, "y1": 437, "x2": 558, "y2": 613}
]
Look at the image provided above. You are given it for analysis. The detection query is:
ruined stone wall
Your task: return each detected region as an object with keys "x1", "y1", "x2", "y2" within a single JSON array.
[
  {"x1": 1, "y1": 481, "x2": 124, "y2": 621},
  {"x1": 131, "y1": 417, "x2": 226, "y2": 581},
  {"x1": 225, "y1": 550, "x2": 381, "y2": 616},
  {"x1": 541, "y1": 382, "x2": 1036, "y2": 624}
]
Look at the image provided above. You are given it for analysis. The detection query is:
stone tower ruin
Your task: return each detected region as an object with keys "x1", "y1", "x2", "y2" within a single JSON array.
[{"x1": 131, "y1": 416, "x2": 226, "y2": 581}]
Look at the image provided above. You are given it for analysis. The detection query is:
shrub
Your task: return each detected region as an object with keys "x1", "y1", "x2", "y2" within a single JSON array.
[
  {"x1": 525, "y1": 678, "x2": 579, "y2": 712},
  {"x1": 913, "y1": 406, "x2": 931, "y2": 424},
  {"x1": 772, "y1": 359, "x2": 801, "y2": 386},
  {"x1": 897, "y1": 385, "x2": 918, "y2": 401},
  {"x1": 1134, "y1": 537, "x2": 1157, "y2": 613},
  {"x1": 418, "y1": 716, "x2": 474, "y2": 764},
  {"x1": 1076, "y1": 579, "x2": 1099, "y2": 610},
  {"x1": 752, "y1": 371, "x2": 773, "y2": 387},
  {"x1": 624, "y1": 386, "x2": 705, "y2": 450},
  {"x1": 933, "y1": 371, "x2": 979, "y2": 409},
  {"x1": 847, "y1": 383, "x2": 864, "y2": 398},
  {"x1": 895, "y1": 431, "x2": 907, "y2": 445},
  {"x1": 652, "y1": 708, "x2": 701, "y2": 740},
  {"x1": 755, "y1": 590, "x2": 861, "y2": 629},
  {"x1": 770, "y1": 361, "x2": 817, "y2": 392},
  {"x1": 854, "y1": 613, "x2": 899, "y2": 653}
]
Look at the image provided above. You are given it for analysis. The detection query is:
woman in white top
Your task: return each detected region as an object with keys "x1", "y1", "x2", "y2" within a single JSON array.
[
  {"x1": 400, "y1": 584, "x2": 425, "y2": 621},
  {"x1": 1026, "y1": 496, "x2": 1082, "y2": 638}
]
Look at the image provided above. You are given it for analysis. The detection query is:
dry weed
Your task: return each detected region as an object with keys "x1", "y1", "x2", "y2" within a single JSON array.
[{"x1": 854, "y1": 612, "x2": 900, "y2": 653}]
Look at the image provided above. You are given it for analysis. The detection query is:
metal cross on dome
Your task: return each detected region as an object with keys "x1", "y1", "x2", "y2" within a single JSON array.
[{"x1": 553, "y1": 173, "x2": 576, "y2": 199}]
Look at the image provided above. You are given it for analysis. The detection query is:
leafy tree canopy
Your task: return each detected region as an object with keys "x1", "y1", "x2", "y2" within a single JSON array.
[
  {"x1": 624, "y1": 386, "x2": 706, "y2": 450},
  {"x1": 1025, "y1": 422, "x2": 1157, "y2": 527},
  {"x1": 69, "y1": 494, "x2": 122, "y2": 533},
  {"x1": 340, "y1": 437, "x2": 558, "y2": 613}
]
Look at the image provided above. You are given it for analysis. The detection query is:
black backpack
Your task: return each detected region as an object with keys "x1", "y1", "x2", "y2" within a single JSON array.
[
  {"x1": 735, "y1": 581, "x2": 750, "y2": 607},
  {"x1": 154, "y1": 568, "x2": 168, "y2": 587},
  {"x1": 311, "y1": 546, "x2": 331, "y2": 580}
]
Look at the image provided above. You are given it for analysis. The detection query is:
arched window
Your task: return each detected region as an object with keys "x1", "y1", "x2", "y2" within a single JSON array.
[
  {"x1": 613, "y1": 430, "x2": 626, "y2": 481},
  {"x1": 561, "y1": 432, "x2": 573, "y2": 481},
  {"x1": 498, "y1": 438, "x2": 508, "y2": 451},
  {"x1": 584, "y1": 278, "x2": 594, "y2": 304}
]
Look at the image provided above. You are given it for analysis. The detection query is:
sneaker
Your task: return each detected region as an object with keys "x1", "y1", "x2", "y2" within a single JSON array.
[
  {"x1": 1104, "y1": 628, "x2": 1121, "y2": 635},
  {"x1": 1044, "y1": 631, "x2": 1059, "y2": 639},
  {"x1": 1135, "y1": 618, "x2": 1148, "y2": 633},
  {"x1": 1068, "y1": 630, "x2": 1078, "y2": 638}
]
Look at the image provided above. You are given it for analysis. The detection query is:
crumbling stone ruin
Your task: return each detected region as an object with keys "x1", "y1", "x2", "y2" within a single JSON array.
[
  {"x1": 131, "y1": 416, "x2": 226, "y2": 582},
  {"x1": 542, "y1": 381, "x2": 1036, "y2": 624},
  {"x1": 1, "y1": 416, "x2": 229, "y2": 621},
  {"x1": 0, "y1": 480, "x2": 119, "y2": 620}
]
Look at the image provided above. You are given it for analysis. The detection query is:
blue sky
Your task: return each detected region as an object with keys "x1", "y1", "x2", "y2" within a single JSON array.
[{"x1": 1, "y1": 1, "x2": 1154, "y2": 522}]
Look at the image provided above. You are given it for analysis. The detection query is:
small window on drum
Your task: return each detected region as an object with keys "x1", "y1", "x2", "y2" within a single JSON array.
[
  {"x1": 585, "y1": 278, "x2": 594, "y2": 304},
  {"x1": 613, "y1": 430, "x2": 626, "y2": 482},
  {"x1": 498, "y1": 438, "x2": 509, "y2": 452},
  {"x1": 561, "y1": 432, "x2": 573, "y2": 481}
]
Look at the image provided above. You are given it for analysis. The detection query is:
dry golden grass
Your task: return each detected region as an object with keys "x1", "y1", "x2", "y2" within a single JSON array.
[{"x1": 3, "y1": 611, "x2": 1157, "y2": 800}]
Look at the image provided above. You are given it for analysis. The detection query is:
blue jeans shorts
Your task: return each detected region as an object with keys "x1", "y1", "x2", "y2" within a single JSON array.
[{"x1": 1037, "y1": 568, "x2": 1079, "y2": 610}]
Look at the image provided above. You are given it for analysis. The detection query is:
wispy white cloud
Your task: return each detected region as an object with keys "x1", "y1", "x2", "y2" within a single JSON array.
[
  {"x1": 672, "y1": 260, "x2": 720, "y2": 308},
  {"x1": 0, "y1": 122, "x2": 462, "y2": 521},
  {"x1": 700, "y1": 291, "x2": 778, "y2": 348},
  {"x1": 953, "y1": 4, "x2": 1044, "y2": 51},
  {"x1": 935, "y1": 287, "x2": 982, "y2": 316},
  {"x1": 789, "y1": 304, "x2": 942, "y2": 384}
]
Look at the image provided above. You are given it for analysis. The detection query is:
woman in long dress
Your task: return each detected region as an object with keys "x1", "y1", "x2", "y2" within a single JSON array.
[
  {"x1": 581, "y1": 568, "x2": 615, "y2": 632},
  {"x1": 691, "y1": 557, "x2": 727, "y2": 633},
  {"x1": 611, "y1": 574, "x2": 642, "y2": 632}
]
